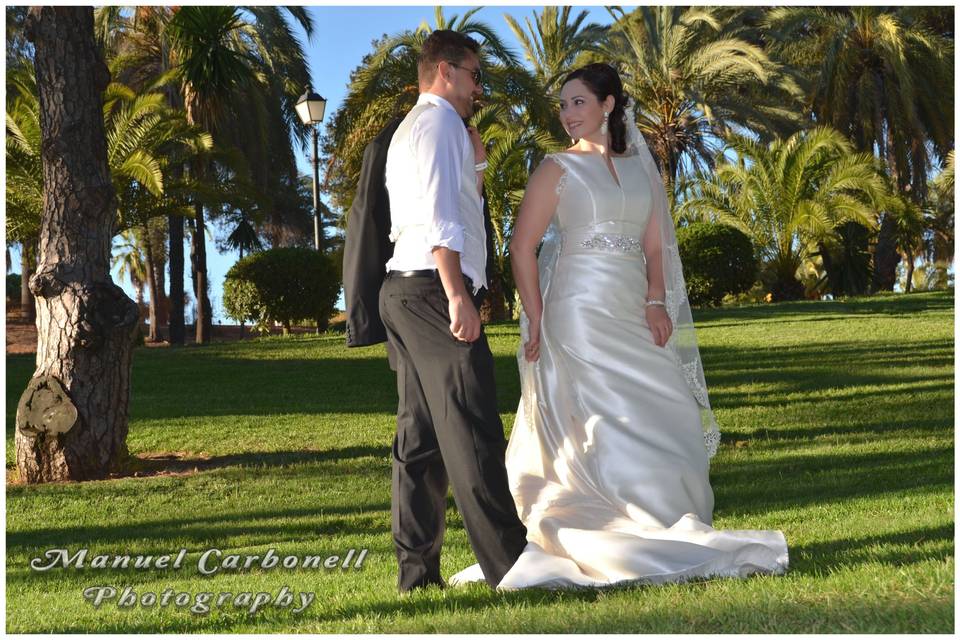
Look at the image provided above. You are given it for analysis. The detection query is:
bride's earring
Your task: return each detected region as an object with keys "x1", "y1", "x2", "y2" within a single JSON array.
[{"x1": 600, "y1": 111, "x2": 609, "y2": 136}]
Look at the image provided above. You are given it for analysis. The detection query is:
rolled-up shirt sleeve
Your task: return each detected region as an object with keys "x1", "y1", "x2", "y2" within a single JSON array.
[{"x1": 410, "y1": 108, "x2": 465, "y2": 253}]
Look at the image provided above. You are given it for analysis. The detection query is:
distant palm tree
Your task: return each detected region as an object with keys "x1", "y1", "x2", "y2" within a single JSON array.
[
  {"x1": 103, "y1": 5, "x2": 315, "y2": 344},
  {"x1": 927, "y1": 150, "x2": 955, "y2": 267},
  {"x1": 6, "y1": 61, "x2": 210, "y2": 334},
  {"x1": 604, "y1": 6, "x2": 805, "y2": 200},
  {"x1": 224, "y1": 211, "x2": 265, "y2": 262},
  {"x1": 678, "y1": 126, "x2": 887, "y2": 300},
  {"x1": 504, "y1": 6, "x2": 606, "y2": 95},
  {"x1": 762, "y1": 6, "x2": 954, "y2": 291},
  {"x1": 112, "y1": 229, "x2": 148, "y2": 308},
  {"x1": 502, "y1": 7, "x2": 607, "y2": 151}
]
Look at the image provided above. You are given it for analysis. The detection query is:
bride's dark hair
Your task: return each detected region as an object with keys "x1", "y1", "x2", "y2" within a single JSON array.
[{"x1": 562, "y1": 63, "x2": 628, "y2": 154}]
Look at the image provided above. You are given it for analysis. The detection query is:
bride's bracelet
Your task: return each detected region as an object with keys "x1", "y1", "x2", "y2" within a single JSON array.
[{"x1": 645, "y1": 299, "x2": 665, "y2": 308}]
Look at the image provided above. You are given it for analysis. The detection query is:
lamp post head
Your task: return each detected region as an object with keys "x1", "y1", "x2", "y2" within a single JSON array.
[{"x1": 295, "y1": 91, "x2": 327, "y2": 125}]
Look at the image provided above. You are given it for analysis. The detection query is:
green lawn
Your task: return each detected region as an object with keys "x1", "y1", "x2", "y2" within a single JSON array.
[{"x1": 5, "y1": 290, "x2": 954, "y2": 633}]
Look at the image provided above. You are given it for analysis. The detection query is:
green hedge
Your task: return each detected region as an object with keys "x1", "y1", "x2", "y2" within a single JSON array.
[
  {"x1": 223, "y1": 248, "x2": 340, "y2": 334},
  {"x1": 677, "y1": 222, "x2": 757, "y2": 307}
]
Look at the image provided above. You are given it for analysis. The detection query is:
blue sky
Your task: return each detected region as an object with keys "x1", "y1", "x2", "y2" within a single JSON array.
[{"x1": 121, "y1": 5, "x2": 619, "y2": 323}]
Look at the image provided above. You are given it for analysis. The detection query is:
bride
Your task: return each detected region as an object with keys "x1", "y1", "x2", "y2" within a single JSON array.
[{"x1": 450, "y1": 63, "x2": 789, "y2": 589}]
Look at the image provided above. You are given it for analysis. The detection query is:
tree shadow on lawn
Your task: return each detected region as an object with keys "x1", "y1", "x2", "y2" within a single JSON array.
[
  {"x1": 790, "y1": 522, "x2": 954, "y2": 573},
  {"x1": 711, "y1": 446, "x2": 953, "y2": 518},
  {"x1": 6, "y1": 497, "x2": 395, "y2": 559},
  {"x1": 8, "y1": 441, "x2": 951, "y2": 560},
  {"x1": 100, "y1": 337, "x2": 960, "y2": 421},
  {"x1": 723, "y1": 417, "x2": 951, "y2": 444},
  {"x1": 691, "y1": 290, "x2": 953, "y2": 325},
  {"x1": 118, "y1": 445, "x2": 392, "y2": 478}
]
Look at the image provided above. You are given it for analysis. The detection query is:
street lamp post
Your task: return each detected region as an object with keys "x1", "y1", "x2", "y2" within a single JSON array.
[
  {"x1": 295, "y1": 90, "x2": 327, "y2": 335},
  {"x1": 295, "y1": 91, "x2": 327, "y2": 252}
]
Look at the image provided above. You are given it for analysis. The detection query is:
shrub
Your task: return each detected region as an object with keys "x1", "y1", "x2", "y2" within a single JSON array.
[
  {"x1": 223, "y1": 248, "x2": 340, "y2": 334},
  {"x1": 7, "y1": 273, "x2": 21, "y2": 303},
  {"x1": 676, "y1": 222, "x2": 757, "y2": 307}
]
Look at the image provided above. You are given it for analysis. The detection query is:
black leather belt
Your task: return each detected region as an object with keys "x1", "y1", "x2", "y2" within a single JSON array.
[
  {"x1": 386, "y1": 269, "x2": 437, "y2": 278},
  {"x1": 386, "y1": 269, "x2": 475, "y2": 291}
]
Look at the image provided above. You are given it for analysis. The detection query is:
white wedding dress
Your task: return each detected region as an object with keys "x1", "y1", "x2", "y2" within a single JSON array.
[{"x1": 449, "y1": 149, "x2": 789, "y2": 590}]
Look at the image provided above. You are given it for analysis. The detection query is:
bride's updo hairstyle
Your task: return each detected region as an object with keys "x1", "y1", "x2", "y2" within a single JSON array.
[{"x1": 562, "y1": 63, "x2": 629, "y2": 154}]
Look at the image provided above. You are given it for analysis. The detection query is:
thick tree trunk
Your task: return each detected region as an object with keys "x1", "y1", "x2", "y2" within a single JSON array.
[
  {"x1": 17, "y1": 6, "x2": 138, "y2": 483},
  {"x1": 873, "y1": 132, "x2": 904, "y2": 292},
  {"x1": 168, "y1": 211, "x2": 185, "y2": 344},
  {"x1": 20, "y1": 241, "x2": 35, "y2": 322},
  {"x1": 872, "y1": 214, "x2": 901, "y2": 292}
]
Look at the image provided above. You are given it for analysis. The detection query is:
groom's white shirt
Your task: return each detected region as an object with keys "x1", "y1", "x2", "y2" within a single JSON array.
[{"x1": 384, "y1": 92, "x2": 487, "y2": 293}]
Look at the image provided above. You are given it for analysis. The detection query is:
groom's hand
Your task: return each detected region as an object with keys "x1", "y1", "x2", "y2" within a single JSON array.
[
  {"x1": 433, "y1": 246, "x2": 481, "y2": 342},
  {"x1": 449, "y1": 294, "x2": 481, "y2": 343}
]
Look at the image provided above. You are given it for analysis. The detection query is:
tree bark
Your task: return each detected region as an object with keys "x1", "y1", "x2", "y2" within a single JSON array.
[
  {"x1": 143, "y1": 224, "x2": 160, "y2": 342},
  {"x1": 19, "y1": 241, "x2": 36, "y2": 323},
  {"x1": 16, "y1": 6, "x2": 138, "y2": 483},
  {"x1": 192, "y1": 199, "x2": 212, "y2": 344},
  {"x1": 905, "y1": 249, "x2": 915, "y2": 293},
  {"x1": 168, "y1": 211, "x2": 185, "y2": 344},
  {"x1": 872, "y1": 213, "x2": 901, "y2": 292},
  {"x1": 873, "y1": 130, "x2": 904, "y2": 292}
]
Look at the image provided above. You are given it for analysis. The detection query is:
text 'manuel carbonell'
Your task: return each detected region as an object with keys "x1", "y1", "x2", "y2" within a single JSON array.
[{"x1": 30, "y1": 547, "x2": 369, "y2": 574}]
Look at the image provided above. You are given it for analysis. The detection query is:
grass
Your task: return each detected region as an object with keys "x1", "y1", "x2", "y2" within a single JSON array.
[{"x1": 5, "y1": 289, "x2": 954, "y2": 633}]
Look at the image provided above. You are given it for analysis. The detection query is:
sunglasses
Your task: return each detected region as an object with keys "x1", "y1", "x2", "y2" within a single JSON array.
[{"x1": 446, "y1": 61, "x2": 483, "y2": 86}]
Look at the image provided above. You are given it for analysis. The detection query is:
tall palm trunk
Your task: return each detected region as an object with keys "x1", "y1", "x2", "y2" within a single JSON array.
[
  {"x1": 19, "y1": 242, "x2": 35, "y2": 322},
  {"x1": 238, "y1": 244, "x2": 245, "y2": 339},
  {"x1": 873, "y1": 131, "x2": 905, "y2": 291},
  {"x1": 16, "y1": 6, "x2": 138, "y2": 483},
  {"x1": 904, "y1": 249, "x2": 915, "y2": 293},
  {"x1": 191, "y1": 198, "x2": 212, "y2": 343},
  {"x1": 143, "y1": 224, "x2": 160, "y2": 341},
  {"x1": 168, "y1": 209, "x2": 185, "y2": 344}
]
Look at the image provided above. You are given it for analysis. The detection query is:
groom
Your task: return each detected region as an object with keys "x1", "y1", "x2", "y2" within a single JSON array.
[{"x1": 378, "y1": 30, "x2": 527, "y2": 593}]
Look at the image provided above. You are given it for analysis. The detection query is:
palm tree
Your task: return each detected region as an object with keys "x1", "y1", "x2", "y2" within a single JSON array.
[
  {"x1": 762, "y1": 6, "x2": 954, "y2": 291},
  {"x1": 112, "y1": 228, "x2": 148, "y2": 308},
  {"x1": 501, "y1": 7, "x2": 607, "y2": 154},
  {"x1": 677, "y1": 126, "x2": 887, "y2": 300},
  {"x1": 98, "y1": 5, "x2": 315, "y2": 344},
  {"x1": 6, "y1": 60, "x2": 211, "y2": 335},
  {"x1": 504, "y1": 6, "x2": 607, "y2": 96},
  {"x1": 469, "y1": 102, "x2": 561, "y2": 319},
  {"x1": 927, "y1": 150, "x2": 955, "y2": 267},
  {"x1": 4, "y1": 58, "x2": 42, "y2": 321},
  {"x1": 603, "y1": 6, "x2": 806, "y2": 200}
]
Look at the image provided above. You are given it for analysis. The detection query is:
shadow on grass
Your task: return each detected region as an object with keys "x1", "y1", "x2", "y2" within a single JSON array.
[
  {"x1": 117, "y1": 446, "x2": 392, "y2": 478},
  {"x1": 790, "y1": 523, "x2": 955, "y2": 572},
  {"x1": 6, "y1": 497, "x2": 394, "y2": 556},
  {"x1": 712, "y1": 446, "x2": 953, "y2": 517},
  {"x1": 691, "y1": 289, "x2": 953, "y2": 325}
]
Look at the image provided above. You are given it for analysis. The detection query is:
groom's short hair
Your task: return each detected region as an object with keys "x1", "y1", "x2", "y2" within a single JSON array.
[{"x1": 418, "y1": 30, "x2": 481, "y2": 86}]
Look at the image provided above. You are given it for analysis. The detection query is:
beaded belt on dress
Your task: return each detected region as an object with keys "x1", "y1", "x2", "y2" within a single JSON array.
[{"x1": 559, "y1": 229, "x2": 645, "y2": 257}]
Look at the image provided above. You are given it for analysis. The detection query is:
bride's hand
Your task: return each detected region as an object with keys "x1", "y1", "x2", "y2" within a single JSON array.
[
  {"x1": 524, "y1": 314, "x2": 541, "y2": 362},
  {"x1": 645, "y1": 305, "x2": 672, "y2": 347}
]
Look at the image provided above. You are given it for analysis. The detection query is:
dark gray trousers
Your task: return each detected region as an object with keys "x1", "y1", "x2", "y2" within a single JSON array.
[{"x1": 379, "y1": 271, "x2": 527, "y2": 591}]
